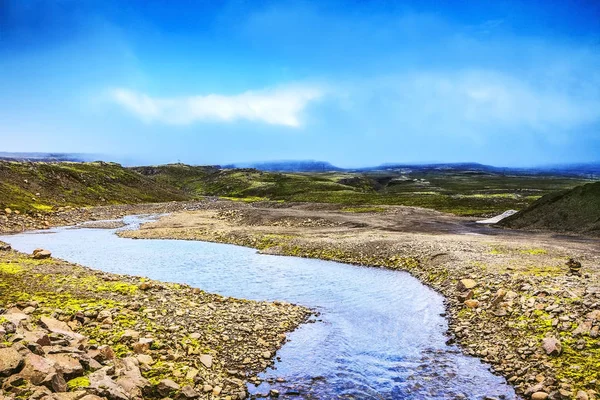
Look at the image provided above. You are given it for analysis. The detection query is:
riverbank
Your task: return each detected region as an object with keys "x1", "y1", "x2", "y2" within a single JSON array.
[
  {"x1": 119, "y1": 201, "x2": 600, "y2": 400},
  {"x1": 0, "y1": 243, "x2": 311, "y2": 399}
]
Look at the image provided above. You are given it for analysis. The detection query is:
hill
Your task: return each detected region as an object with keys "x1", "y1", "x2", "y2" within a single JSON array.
[
  {"x1": 0, "y1": 161, "x2": 188, "y2": 212},
  {"x1": 499, "y1": 181, "x2": 600, "y2": 236}
]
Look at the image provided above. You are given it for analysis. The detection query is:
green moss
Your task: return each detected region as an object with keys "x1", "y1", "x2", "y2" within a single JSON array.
[
  {"x1": 0, "y1": 263, "x2": 24, "y2": 274},
  {"x1": 67, "y1": 376, "x2": 90, "y2": 390},
  {"x1": 519, "y1": 248, "x2": 548, "y2": 255}
]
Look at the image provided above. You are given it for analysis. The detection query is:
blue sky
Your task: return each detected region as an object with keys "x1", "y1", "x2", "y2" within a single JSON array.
[{"x1": 1, "y1": 0, "x2": 599, "y2": 167}]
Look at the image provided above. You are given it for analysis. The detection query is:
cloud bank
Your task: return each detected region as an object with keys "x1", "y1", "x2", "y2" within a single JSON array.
[{"x1": 111, "y1": 86, "x2": 322, "y2": 127}]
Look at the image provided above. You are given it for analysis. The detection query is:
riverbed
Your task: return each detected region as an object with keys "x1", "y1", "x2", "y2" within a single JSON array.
[{"x1": 1, "y1": 216, "x2": 517, "y2": 399}]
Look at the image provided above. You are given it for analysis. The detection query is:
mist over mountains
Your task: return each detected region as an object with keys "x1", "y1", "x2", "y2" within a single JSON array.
[{"x1": 0, "y1": 152, "x2": 598, "y2": 178}]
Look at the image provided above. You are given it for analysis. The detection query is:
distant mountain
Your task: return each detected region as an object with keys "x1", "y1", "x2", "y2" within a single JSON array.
[
  {"x1": 231, "y1": 160, "x2": 344, "y2": 172},
  {"x1": 499, "y1": 181, "x2": 600, "y2": 236},
  {"x1": 0, "y1": 152, "x2": 96, "y2": 163}
]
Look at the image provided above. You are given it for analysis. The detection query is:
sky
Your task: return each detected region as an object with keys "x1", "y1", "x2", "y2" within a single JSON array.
[{"x1": 1, "y1": 0, "x2": 599, "y2": 167}]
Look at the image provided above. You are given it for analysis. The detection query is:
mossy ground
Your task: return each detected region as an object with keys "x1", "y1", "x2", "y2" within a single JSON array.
[{"x1": 0, "y1": 246, "x2": 311, "y2": 398}]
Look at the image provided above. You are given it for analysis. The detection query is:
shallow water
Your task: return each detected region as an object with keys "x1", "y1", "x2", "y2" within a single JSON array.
[{"x1": 1, "y1": 216, "x2": 517, "y2": 399}]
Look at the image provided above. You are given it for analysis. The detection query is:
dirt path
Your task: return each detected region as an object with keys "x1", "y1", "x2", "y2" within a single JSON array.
[{"x1": 121, "y1": 201, "x2": 600, "y2": 400}]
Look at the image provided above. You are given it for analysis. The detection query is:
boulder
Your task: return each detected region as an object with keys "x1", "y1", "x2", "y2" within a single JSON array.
[
  {"x1": 32, "y1": 249, "x2": 52, "y2": 259},
  {"x1": 39, "y1": 317, "x2": 85, "y2": 342},
  {"x1": 0, "y1": 347, "x2": 24, "y2": 377},
  {"x1": 45, "y1": 354, "x2": 84, "y2": 378},
  {"x1": 19, "y1": 353, "x2": 56, "y2": 385}
]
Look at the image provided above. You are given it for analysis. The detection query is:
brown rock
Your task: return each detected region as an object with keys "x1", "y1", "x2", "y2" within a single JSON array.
[
  {"x1": 157, "y1": 379, "x2": 180, "y2": 396},
  {"x1": 39, "y1": 316, "x2": 85, "y2": 342},
  {"x1": 542, "y1": 337, "x2": 562, "y2": 356},
  {"x1": 457, "y1": 279, "x2": 478, "y2": 291},
  {"x1": 45, "y1": 354, "x2": 84, "y2": 378},
  {"x1": 19, "y1": 353, "x2": 55, "y2": 385},
  {"x1": 532, "y1": 392, "x2": 549, "y2": 400},
  {"x1": 0, "y1": 347, "x2": 24, "y2": 377},
  {"x1": 464, "y1": 299, "x2": 480, "y2": 308},
  {"x1": 199, "y1": 354, "x2": 213, "y2": 369},
  {"x1": 32, "y1": 249, "x2": 52, "y2": 259}
]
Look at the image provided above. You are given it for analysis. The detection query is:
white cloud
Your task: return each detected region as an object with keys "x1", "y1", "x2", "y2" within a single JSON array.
[
  {"x1": 339, "y1": 70, "x2": 600, "y2": 141},
  {"x1": 110, "y1": 85, "x2": 323, "y2": 127}
]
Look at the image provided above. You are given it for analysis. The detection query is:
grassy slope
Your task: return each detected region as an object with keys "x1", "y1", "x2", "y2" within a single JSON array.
[
  {"x1": 0, "y1": 161, "x2": 592, "y2": 217},
  {"x1": 499, "y1": 181, "x2": 600, "y2": 235},
  {"x1": 135, "y1": 164, "x2": 592, "y2": 216},
  {"x1": 0, "y1": 161, "x2": 189, "y2": 212}
]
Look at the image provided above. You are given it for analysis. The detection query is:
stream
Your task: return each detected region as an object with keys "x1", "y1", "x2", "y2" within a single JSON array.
[{"x1": 1, "y1": 215, "x2": 517, "y2": 399}]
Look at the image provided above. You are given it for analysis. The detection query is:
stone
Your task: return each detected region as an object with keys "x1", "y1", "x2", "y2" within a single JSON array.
[
  {"x1": 138, "y1": 282, "x2": 153, "y2": 291},
  {"x1": 157, "y1": 379, "x2": 180, "y2": 396},
  {"x1": 45, "y1": 354, "x2": 84, "y2": 377},
  {"x1": 96, "y1": 310, "x2": 112, "y2": 321},
  {"x1": 79, "y1": 396, "x2": 104, "y2": 400},
  {"x1": 0, "y1": 347, "x2": 24, "y2": 377},
  {"x1": 573, "y1": 321, "x2": 592, "y2": 336},
  {"x1": 464, "y1": 299, "x2": 480, "y2": 308},
  {"x1": 19, "y1": 353, "x2": 55, "y2": 385},
  {"x1": 270, "y1": 389, "x2": 280, "y2": 397},
  {"x1": 532, "y1": 393, "x2": 549, "y2": 400},
  {"x1": 89, "y1": 367, "x2": 129, "y2": 400},
  {"x1": 458, "y1": 279, "x2": 478, "y2": 291},
  {"x1": 576, "y1": 391, "x2": 589, "y2": 400},
  {"x1": 199, "y1": 354, "x2": 213, "y2": 369},
  {"x1": 121, "y1": 330, "x2": 140, "y2": 341},
  {"x1": 135, "y1": 354, "x2": 153, "y2": 365},
  {"x1": 542, "y1": 337, "x2": 562, "y2": 356},
  {"x1": 39, "y1": 316, "x2": 85, "y2": 341},
  {"x1": 32, "y1": 249, "x2": 52, "y2": 259},
  {"x1": 212, "y1": 386, "x2": 222, "y2": 396},
  {"x1": 115, "y1": 357, "x2": 149, "y2": 397},
  {"x1": 181, "y1": 385, "x2": 199, "y2": 398}
]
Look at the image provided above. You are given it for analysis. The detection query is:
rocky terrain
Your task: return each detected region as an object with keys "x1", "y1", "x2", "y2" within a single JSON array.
[
  {"x1": 0, "y1": 243, "x2": 311, "y2": 399},
  {"x1": 121, "y1": 201, "x2": 600, "y2": 400},
  {"x1": 500, "y1": 182, "x2": 600, "y2": 237}
]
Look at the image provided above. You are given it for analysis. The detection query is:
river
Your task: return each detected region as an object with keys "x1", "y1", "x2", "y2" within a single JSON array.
[{"x1": 1, "y1": 216, "x2": 517, "y2": 399}]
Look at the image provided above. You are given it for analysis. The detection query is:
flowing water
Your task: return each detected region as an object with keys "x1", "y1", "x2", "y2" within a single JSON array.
[{"x1": 1, "y1": 216, "x2": 517, "y2": 399}]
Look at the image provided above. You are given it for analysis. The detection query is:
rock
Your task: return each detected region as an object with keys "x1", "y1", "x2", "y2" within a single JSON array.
[
  {"x1": 458, "y1": 279, "x2": 478, "y2": 291},
  {"x1": 138, "y1": 282, "x2": 153, "y2": 291},
  {"x1": 464, "y1": 299, "x2": 480, "y2": 308},
  {"x1": 79, "y1": 396, "x2": 104, "y2": 400},
  {"x1": 135, "y1": 354, "x2": 153, "y2": 366},
  {"x1": 88, "y1": 367, "x2": 129, "y2": 400},
  {"x1": 47, "y1": 371, "x2": 67, "y2": 392},
  {"x1": 39, "y1": 317, "x2": 85, "y2": 342},
  {"x1": 181, "y1": 385, "x2": 199, "y2": 398},
  {"x1": 542, "y1": 337, "x2": 562, "y2": 356},
  {"x1": 199, "y1": 354, "x2": 213, "y2": 369},
  {"x1": 0, "y1": 347, "x2": 24, "y2": 377},
  {"x1": 115, "y1": 357, "x2": 149, "y2": 397},
  {"x1": 212, "y1": 386, "x2": 222, "y2": 396},
  {"x1": 532, "y1": 393, "x2": 549, "y2": 400},
  {"x1": 576, "y1": 391, "x2": 589, "y2": 400},
  {"x1": 121, "y1": 330, "x2": 139, "y2": 341},
  {"x1": 32, "y1": 249, "x2": 52, "y2": 259},
  {"x1": 45, "y1": 354, "x2": 84, "y2": 378},
  {"x1": 270, "y1": 389, "x2": 280, "y2": 397},
  {"x1": 96, "y1": 310, "x2": 112, "y2": 321},
  {"x1": 19, "y1": 353, "x2": 55, "y2": 385},
  {"x1": 573, "y1": 321, "x2": 592, "y2": 336},
  {"x1": 157, "y1": 379, "x2": 180, "y2": 396},
  {"x1": 491, "y1": 288, "x2": 507, "y2": 307}
]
